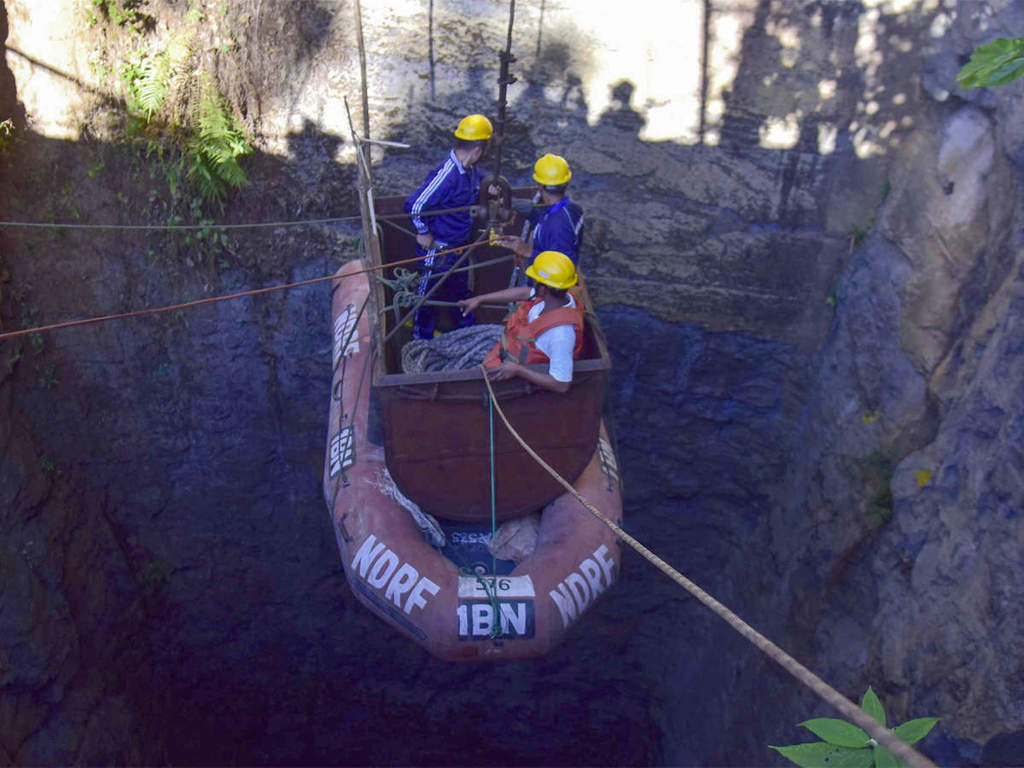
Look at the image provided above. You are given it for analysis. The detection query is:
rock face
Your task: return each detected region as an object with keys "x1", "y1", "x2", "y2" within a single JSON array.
[{"x1": 1, "y1": 0, "x2": 1022, "y2": 765}]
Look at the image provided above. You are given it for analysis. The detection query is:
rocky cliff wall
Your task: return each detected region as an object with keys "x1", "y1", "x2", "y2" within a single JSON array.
[
  {"x1": 1, "y1": 0, "x2": 1022, "y2": 765},
  {"x1": 758, "y1": 4, "x2": 1024, "y2": 762}
]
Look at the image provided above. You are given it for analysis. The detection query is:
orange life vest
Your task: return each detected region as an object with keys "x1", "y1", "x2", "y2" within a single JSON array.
[{"x1": 483, "y1": 290, "x2": 585, "y2": 369}]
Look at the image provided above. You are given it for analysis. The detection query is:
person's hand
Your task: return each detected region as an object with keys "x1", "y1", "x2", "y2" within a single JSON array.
[
  {"x1": 498, "y1": 235, "x2": 527, "y2": 257},
  {"x1": 486, "y1": 361, "x2": 521, "y2": 382},
  {"x1": 458, "y1": 296, "x2": 482, "y2": 317},
  {"x1": 415, "y1": 232, "x2": 435, "y2": 250}
]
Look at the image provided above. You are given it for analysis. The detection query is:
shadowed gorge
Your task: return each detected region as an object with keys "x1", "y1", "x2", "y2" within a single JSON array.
[{"x1": 1, "y1": 0, "x2": 1023, "y2": 765}]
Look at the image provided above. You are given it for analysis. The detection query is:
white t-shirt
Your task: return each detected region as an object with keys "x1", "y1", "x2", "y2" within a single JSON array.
[{"x1": 527, "y1": 291, "x2": 578, "y2": 383}]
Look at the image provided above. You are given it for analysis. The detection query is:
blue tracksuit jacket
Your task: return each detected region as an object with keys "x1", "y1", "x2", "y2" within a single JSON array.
[
  {"x1": 528, "y1": 195, "x2": 584, "y2": 266},
  {"x1": 404, "y1": 150, "x2": 481, "y2": 250}
]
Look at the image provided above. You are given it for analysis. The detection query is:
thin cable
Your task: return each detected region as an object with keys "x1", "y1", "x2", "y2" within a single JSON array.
[
  {"x1": 0, "y1": 241, "x2": 483, "y2": 343},
  {"x1": 0, "y1": 215, "x2": 362, "y2": 231},
  {"x1": 0, "y1": 204, "x2": 483, "y2": 233},
  {"x1": 0, "y1": 188, "x2": 540, "y2": 233},
  {"x1": 478, "y1": 368, "x2": 938, "y2": 768}
]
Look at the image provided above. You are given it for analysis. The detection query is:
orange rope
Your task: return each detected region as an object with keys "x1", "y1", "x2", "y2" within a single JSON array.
[{"x1": 0, "y1": 239, "x2": 488, "y2": 343}]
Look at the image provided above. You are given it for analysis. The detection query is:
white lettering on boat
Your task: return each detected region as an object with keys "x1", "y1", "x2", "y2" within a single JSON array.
[
  {"x1": 329, "y1": 426, "x2": 355, "y2": 477},
  {"x1": 597, "y1": 436, "x2": 619, "y2": 489},
  {"x1": 367, "y1": 550, "x2": 399, "y2": 587},
  {"x1": 549, "y1": 545, "x2": 617, "y2": 629},
  {"x1": 333, "y1": 304, "x2": 359, "y2": 366},
  {"x1": 457, "y1": 601, "x2": 535, "y2": 640},
  {"x1": 351, "y1": 534, "x2": 440, "y2": 614},
  {"x1": 456, "y1": 575, "x2": 536, "y2": 640}
]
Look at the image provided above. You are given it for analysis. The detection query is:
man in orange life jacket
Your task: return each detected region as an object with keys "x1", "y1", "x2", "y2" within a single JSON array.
[{"x1": 458, "y1": 250, "x2": 583, "y2": 394}]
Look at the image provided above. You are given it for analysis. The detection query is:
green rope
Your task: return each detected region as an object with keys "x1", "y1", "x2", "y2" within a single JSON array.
[{"x1": 373, "y1": 255, "x2": 513, "y2": 327}]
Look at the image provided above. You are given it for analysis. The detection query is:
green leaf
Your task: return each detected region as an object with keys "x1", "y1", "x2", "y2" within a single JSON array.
[
  {"x1": 893, "y1": 717, "x2": 938, "y2": 746},
  {"x1": 828, "y1": 748, "x2": 874, "y2": 768},
  {"x1": 861, "y1": 687, "x2": 886, "y2": 727},
  {"x1": 771, "y1": 743, "x2": 841, "y2": 767},
  {"x1": 772, "y1": 743, "x2": 875, "y2": 768},
  {"x1": 800, "y1": 718, "x2": 871, "y2": 748},
  {"x1": 873, "y1": 744, "x2": 898, "y2": 768},
  {"x1": 957, "y1": 37, "x2": 1024, "y2": 89},
  {"x1": 983, "y1": 58, "x2": 1024, "y2": 87}
]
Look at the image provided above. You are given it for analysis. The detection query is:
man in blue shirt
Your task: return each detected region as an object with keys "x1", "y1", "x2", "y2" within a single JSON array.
[
  {"x1": 499, "y1": 153, "x2": 584, "y2": 269},
  {"x1": 404, "y1": 114, "x2": 492, "y2": 340}
]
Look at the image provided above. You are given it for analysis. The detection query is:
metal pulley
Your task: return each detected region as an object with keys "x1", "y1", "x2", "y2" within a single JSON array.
[{"x1": 474, "y1": 174, "x2": 515, "y2": 234}]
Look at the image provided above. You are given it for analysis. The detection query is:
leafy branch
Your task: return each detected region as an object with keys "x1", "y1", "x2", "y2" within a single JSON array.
[
  {"x1": 957, "y1": 37, "x2": 1024, "y2": 89},
  {"x1": 771, "y1": 687, "x2": 937, "y2": 768}
]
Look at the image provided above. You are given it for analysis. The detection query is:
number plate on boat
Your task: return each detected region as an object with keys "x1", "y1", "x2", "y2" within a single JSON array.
[
  {"x1": 457, "y1": 575, "x2": 535, "y2": 599},
  {"x1": 457, "y1": 575, "x2": 536, "y2": 640},
  {"x1": 457, "y1": 600, "x2": 535, "y2": 640}
]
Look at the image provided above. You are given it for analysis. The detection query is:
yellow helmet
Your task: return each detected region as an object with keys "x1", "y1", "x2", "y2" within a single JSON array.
[
  {"x1": 526, "y1": 250, "x2": 577, "y2": 290},
  {"x1": 532, "y1": 153, "x2": 572, "y2": 186},
  {"x1": 454, "y1": 114, "x2": 493, "y2": 141}
]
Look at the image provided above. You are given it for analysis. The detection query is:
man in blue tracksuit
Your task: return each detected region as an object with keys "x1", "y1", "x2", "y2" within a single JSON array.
[
  {"x1": 403, "y1": 113, "x2": 492, "y2": 340},
  {"x1": 499, "y1": 153, "x2": 585, "y2": 269}
]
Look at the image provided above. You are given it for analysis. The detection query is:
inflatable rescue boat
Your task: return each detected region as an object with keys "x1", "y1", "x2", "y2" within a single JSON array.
[{"x1": 322, "y1": 257, "x2": 623, "y2": 661}]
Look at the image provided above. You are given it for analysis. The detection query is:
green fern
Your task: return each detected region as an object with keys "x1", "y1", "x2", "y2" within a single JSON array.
[
  {"x1": 122, "y1": 37, "x2": 189, "y2": 121},
  {"x1": 137, "y1": 61, "x2": 169, "y2": 118},
  {"x1": 184, "y1": 86, "x2": 251, "y2": 205},
  {"x1": 122, "y1": 54, "x2": 165, "y2": 119},
  {"x1": 115, "y1": 24, "x2": 248, "y2": 209}
]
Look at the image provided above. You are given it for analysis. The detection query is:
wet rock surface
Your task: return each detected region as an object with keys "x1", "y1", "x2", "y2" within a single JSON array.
[{"x1": 2, "y1": 0, "x2": 1023, "y2": 765}]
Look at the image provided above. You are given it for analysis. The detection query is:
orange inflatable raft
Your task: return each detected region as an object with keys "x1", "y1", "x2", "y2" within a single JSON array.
[{"x1": 322, "y1": 260, "x2": 623, "y2": 661}]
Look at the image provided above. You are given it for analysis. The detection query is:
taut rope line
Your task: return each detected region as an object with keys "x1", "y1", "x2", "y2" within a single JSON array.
[
  {"x1": 478, "y1": 368, "x2": 937, "y2": 768},
  {"x1": 0, "y1": 239, "x2": 488, "y2": 343},
  {"x1": 0, "y1": 203, "x2": 493, "y2": 232},
  {"x1": 0, "y1": 188, "x2": 542, "y2": 233}
]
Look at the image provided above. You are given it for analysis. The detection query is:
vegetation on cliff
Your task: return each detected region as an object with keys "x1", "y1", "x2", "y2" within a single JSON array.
[{"x1": 90, "y1": 0, "x2": 252, "y2": 210}]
